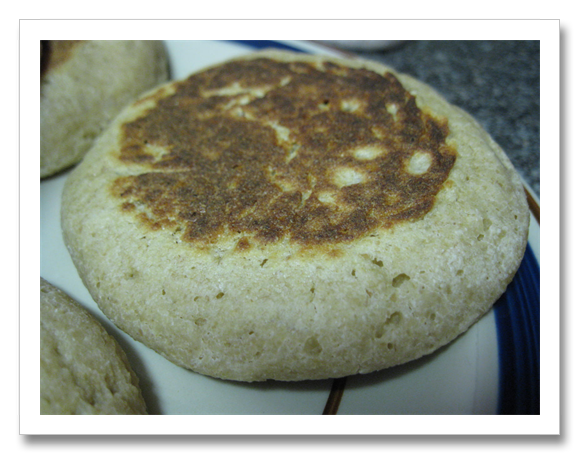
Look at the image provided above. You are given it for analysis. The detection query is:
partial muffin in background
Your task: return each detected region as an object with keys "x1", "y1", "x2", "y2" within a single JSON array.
[
  {"x1": 40, "y1": 278, "x2": 147, "y2": 414},
  {"x1": 40, "y1": 40, "x2": 169, "y2": 178}
]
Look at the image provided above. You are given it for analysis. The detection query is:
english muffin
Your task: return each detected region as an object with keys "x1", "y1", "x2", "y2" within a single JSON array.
[
  {"x1": 40, "y1": 278, "x2": 147, "y2": 414},
  {"x1": 40, "y1": 40, "x2": 169, "y2": 178},
  {"x1": 61, "y1": 50, "x2": 529, "y2": 382}
]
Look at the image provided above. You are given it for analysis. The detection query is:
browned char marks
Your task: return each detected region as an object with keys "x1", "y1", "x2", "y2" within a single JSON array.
[{"x1": 111, "y1": 57, "x2": 457, "y2": 247}]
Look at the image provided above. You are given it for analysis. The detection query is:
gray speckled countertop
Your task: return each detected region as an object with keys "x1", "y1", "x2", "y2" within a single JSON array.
[{"x1": 346, "y1": 41, "x2": 540, "y2": 198}]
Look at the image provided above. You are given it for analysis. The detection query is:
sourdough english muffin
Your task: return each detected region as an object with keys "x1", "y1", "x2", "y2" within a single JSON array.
[
  {"x1": 61, "y1": 50, "x2": 529, "y2": 382},
  {"x1": 40, "y1": 40, "x2": 169, "y2": 178},
  {"x1": 40, "y1": 278, "x2": 147, "y2": 414}
]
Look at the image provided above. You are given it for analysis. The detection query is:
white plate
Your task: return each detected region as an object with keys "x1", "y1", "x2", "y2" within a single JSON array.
[{"x1": 39, "y1": 40, "x2": 540, "y2": 416}]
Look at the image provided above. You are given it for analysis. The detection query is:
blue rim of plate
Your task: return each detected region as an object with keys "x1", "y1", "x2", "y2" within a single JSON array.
[
  {"x1": 230, "y1": 40, "x2": 540, "y2": 415},
  {"x1": 494, "y1": 244, "x2": 540, "y2": 414},
  {"x1": 227, "y1": 40, "x2": 309, "y2": 53}
]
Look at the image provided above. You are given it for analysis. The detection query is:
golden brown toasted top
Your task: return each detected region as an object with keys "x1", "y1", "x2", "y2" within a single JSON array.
[{"x1": 112, "y1": 57, "x2": 456, "y2": 247}]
